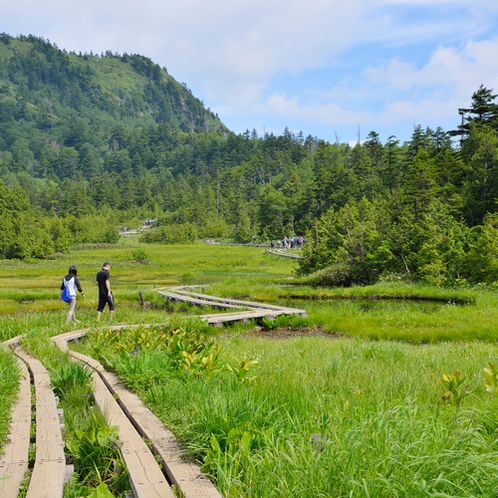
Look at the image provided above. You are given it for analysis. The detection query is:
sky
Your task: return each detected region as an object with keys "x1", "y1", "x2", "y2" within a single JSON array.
[{"x1": 3, "y1": 0, "x2": 498, "y2": 145}]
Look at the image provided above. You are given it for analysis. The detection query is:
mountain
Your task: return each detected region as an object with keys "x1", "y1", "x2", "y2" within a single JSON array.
[
  {"x1": 4, "y1": 33, "x2": 498, "y2": 290},
  {"x1": 0, "y1": 33, "x2": 228, "y2": 147}
]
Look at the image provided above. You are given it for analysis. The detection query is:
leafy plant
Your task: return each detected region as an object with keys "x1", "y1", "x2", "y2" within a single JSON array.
[
  {"x1": 65, "y1": 412, "x2": 128, "y2": 493},
  {"x1": 181, "y1": 344, "x2": 222, "y2": 373},
  {"x1": 50, "y1": 359, "x2": 93, "y2": 402},
  {"x1": 204, "y1": 422, "x2": 272, "y2": 481},
  {"x1": 261, "y1": 316, "x2": 278, "y2": 330},
  {"x1": 484, "y1": 361, "x2": 498, "y2": 394},
  {"x1": 439, "y1": 370, "x2": 465, "y2": 405},
  {"x1": 226, "y1": 355, "x2": 259, "y2": 383},
  {"x1": 86, "y1": 482, "x2": 115, "y2": 498},
  {"x1": 261, "y1": 313, "x2": 296, "y2": 330}
]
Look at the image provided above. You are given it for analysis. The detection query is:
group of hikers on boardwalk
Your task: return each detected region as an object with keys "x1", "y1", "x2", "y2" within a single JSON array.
[
  {"x1": 269, "y1": 235, "x2": 305, "y2": 250},
  {"x1": 252, "y1": 234, "x2": 305, "y2": 249},
  {"x1": 58, "y1": 262, "x2": 115, "y2": 323}
]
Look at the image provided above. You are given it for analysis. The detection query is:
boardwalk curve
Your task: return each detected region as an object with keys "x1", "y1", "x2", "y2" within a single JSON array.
[{"x1": 2, "y1": 289, "x2": 306, "y2": 497}]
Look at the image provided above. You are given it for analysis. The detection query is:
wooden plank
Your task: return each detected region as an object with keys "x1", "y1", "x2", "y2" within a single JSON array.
[
  {"x1": 53, "y1": 329, "x2": 90, "y2": 345},
  {"x1": 158, "y1": 291, "x2": 245, "y2": 310},
  {"x1": 1, "y1": 336, "x2": 22, "y2": 349},
  {"x1": 269, "y1": 249, "x2": 304, "y2": 259},
  {"x1": 73, "y1": 352, "x2": 175, "y2": 498},
  {"x1": 0, "y1": 358, "x2": 31, "y2": 498},
  {"x1": 70, "y1": 351, "x2": 222, "y2": 498},
  {"x1": 202, "y1": 310, "x2": 281, "y2": 326},
  {"x1": 199, "y1": 310, "x2": 274, "y2": 319},
  {"x1": 15, "y1": 349, "x2": 66, "y2": 498},
  {"x1": 55, "y1": 331, "x2": 222, "y2": 498},
  {"x1": 170, "y1": 289, "x2": 308, "y2": 316},
  {"x1": 111, "y1": 384, "x2": 222, "y2": 498}
]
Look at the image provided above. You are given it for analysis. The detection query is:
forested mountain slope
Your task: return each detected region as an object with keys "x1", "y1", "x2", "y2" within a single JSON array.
[
  {"x1": 2, "y1": 33, "x2": 498, "y2": 288},
  {"x1": 0, "y1": 33, "x2": 226, "y2": 137}
]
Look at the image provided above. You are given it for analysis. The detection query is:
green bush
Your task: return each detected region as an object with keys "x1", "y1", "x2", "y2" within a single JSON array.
[
  {"x1": 307, "y1": 263, "x2": 354, "y2": 287},
  {"x1": 131, "y1": 248, "x2": 149, "y2": 264}
]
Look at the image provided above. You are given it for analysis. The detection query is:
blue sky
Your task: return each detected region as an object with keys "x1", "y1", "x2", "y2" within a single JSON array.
[{"x1": 3, "y1": 0, "x2": 498, "y2": 145}]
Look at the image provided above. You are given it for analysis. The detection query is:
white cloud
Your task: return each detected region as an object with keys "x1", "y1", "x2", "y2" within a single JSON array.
[
  {"x1": 3, "y1": 0, "x2": 366, "y2": 105},
  {"x1": 364, "y1": 37, "x2": 498, "y2": 98},
  {"x1": 266, "y1": 93, "x2": 374, "y2": 127},
  {"x1": 2, "y1": 0, "x2": 498, "y2": 141},
  {"x1": 260, "y1": 35, "x2": 498, "y2": 138}
]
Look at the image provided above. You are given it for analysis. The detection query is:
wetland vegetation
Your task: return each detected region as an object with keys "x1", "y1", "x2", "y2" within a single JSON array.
[{"x1": 2, "y1": 241, "x2": 498, "y2": 496}]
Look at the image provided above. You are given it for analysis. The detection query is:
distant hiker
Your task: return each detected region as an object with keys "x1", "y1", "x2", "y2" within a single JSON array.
[
  {"x1": 59, "y1": 265, "x2": 85, "y2": 324},
  {"x1": 270, "y1": 240, "x2": 275, "y2": 251},
  {"x1": 96, "y1": 262, "x2": 115, "y2": 321},
  {"x1": 252, "y1": 235, "x2": 257, "y2": 245}
]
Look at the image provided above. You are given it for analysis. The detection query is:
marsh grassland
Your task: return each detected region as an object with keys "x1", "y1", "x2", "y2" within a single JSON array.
[{"x1": 3, "y1": 240, "x2": 498, "y2": 497}]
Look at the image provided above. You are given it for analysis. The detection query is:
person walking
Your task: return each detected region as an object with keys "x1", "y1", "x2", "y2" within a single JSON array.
[
  {"x1": 59, "y1": 265, "x2": 85, "y2": 324},
  {"x1": 96, "y1": 262, "x2": 115, "y2": 321}
]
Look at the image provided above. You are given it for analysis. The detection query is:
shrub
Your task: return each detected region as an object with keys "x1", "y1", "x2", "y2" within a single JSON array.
[
  {"x1": 308, "y1": 263, "x2": 354, "y2": 287},
  {"x1": 131, "y1": 248, "x2": 149, "y2": 264},
  {"x1": 141, "y1": 222, "x2": 198, "y2": 244}
]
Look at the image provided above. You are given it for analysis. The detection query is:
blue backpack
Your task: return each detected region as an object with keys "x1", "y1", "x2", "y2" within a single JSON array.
[{"x1": 61, "y1": 279, "x2": 73, "y2": 303}]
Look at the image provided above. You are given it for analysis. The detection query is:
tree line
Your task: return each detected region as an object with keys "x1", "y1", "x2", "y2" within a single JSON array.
[{"x1": 1, "y1": 34, "x2": 498, "y2": 287}]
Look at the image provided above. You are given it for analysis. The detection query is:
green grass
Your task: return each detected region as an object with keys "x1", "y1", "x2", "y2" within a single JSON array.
[
  {"x1": 3, "y1": 241, "x2": 498, "y2": 496},
  {"x1": 0, "y1": 349, "x2": 20, "y2": 451},
  {"x1": 77, "y1": 327, "x2": 498, "y2": 497}
]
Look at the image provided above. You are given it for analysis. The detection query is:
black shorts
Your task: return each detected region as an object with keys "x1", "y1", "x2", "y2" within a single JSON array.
[{"x1": 98, "y1": 293, "x2": 116, "y2": 312}]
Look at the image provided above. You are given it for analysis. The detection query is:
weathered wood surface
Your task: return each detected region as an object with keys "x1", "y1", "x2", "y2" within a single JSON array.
[
  {"x1": 0, "y1": 336, "x2": 22, "y2": 349},
  {"x1": 201, "y1": 310, "x2": 281, "y2": 326},
  {"x1": 0, "y1": 358, "x2": 31, "y2": 498},
  {"x1": 158, "y1": 290, "x2": 246, "y2": 310},
  {"x1": 267, "y1": 249, "x2": 304, "y2": 259},
  {"x1": 58, "y1": 341, "x2": 221, "y2": 498},
  {"x1": 53, "y1": 342, "x2": 174, "y2": 498},
  {"x1": 167, "y1": 288, "x2": 308, "y2": 317},
  {"x1": 15, "y1": 348, "x2": 66, "y2": 498},
  {"x1": 69, "y1": 349, "x2": 175, "y2": 498}
]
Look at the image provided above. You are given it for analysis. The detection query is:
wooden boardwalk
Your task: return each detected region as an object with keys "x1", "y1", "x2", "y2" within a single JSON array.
[
  {"x1": 267, "y1": 249, "x2": 304, "y2": 259},
  {"x1": 14, "y1": 348, "x2": 66, "y2": 498},
  {"x1": 1, "y1": 290, "x2": 306, "y2": 497},
  {"x1": 0, "y1": 353, "x2": 31, "y2": 498},
  {"x1": 1, "y1": 333, "x2": 221, "y2": 498},
  {"x1": 55, "y1": 332, "x2": 222, "y2": 498},
  {"x1": 159, "y1": 287, "x2": 307, "y2": 324}
]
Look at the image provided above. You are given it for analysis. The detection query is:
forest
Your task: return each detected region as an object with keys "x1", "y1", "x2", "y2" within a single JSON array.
[{"x1": 1, "y1": 33, "x2": 498, "y2": 287}]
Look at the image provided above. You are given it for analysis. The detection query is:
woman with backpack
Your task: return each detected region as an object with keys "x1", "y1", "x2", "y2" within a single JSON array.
[{"x1": 59, "y1": 265, "x2": 85, "y2": 324}]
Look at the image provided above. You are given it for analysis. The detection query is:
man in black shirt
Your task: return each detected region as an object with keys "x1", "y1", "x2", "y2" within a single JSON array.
[{"x1": 96, "y1": 262, "x2": 115, "y2": 321}]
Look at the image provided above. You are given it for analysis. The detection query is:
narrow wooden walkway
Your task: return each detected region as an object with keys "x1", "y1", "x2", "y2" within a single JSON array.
[
  {"x1": 0, "y1": 349, "x2": 31, "y2": 498},
  {"x1": 159, "y1": 287, "x2": 307, "y2": 325},
  {"x1": 69, "y1": 353, "x2": 174, "y2": 498},
  {"x1": 54, "y1": 332, "x2": 222, "y2": 498},
  {"x1": 14, "y1": 348, "x2": 67, "y2": 498},
  {"x1": 267, "y1": 249, "x2": 304, "y2": 259}
]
